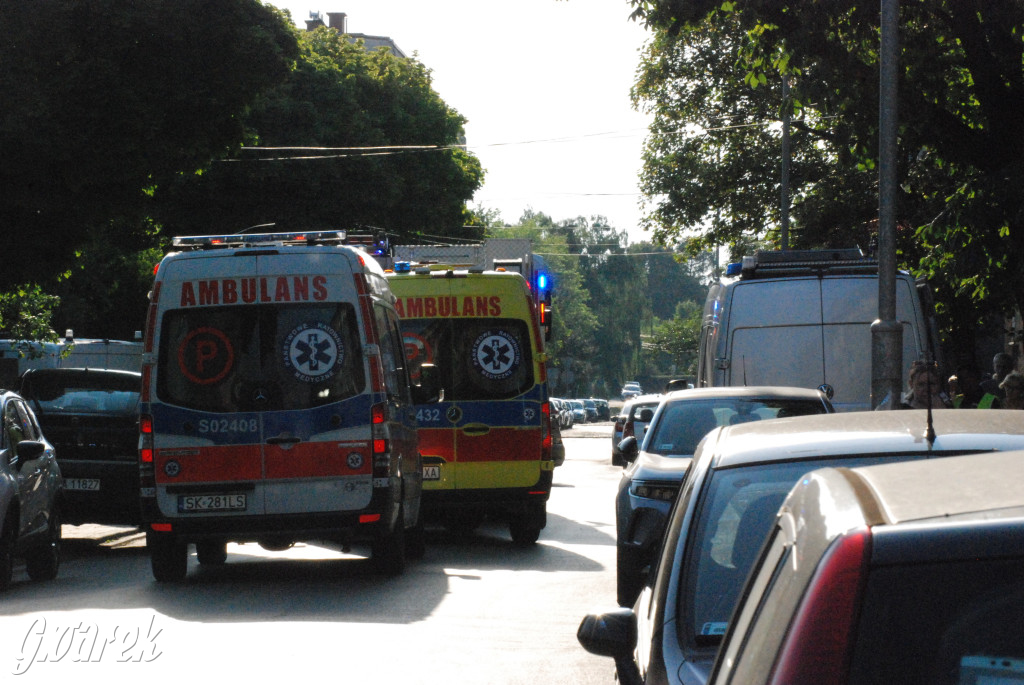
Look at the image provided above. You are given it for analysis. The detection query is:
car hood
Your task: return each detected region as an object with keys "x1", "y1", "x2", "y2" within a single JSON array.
[{"x1": 629, "y1": 452, "x2": 693, "y2": 483}]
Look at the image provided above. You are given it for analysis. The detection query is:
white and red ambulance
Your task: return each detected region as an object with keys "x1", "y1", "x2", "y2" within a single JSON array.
[{"x1": 138, "y1": 230, "x2": 429, "y2": 581}]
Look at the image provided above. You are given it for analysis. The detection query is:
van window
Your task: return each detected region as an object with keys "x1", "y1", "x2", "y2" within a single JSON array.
[
  {"x1": 158, "y1": 303, "x2": 365, "y2": 412},
  {"x1": 399, "y1": 318, "x2": 534, "y2": 401},
  {"x1": 374, "y1": 304, "x2": 411, "y2": 403}
]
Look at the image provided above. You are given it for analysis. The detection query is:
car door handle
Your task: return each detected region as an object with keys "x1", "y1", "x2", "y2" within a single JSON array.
[{"x1": 266, "y1": 435, "x2": 301, "y2": 445}]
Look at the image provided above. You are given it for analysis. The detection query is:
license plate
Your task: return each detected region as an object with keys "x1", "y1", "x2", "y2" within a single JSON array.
[
  {"x1": 65, "y1": 478, "x2": 100, "y2": 491},
  {"x1": 423, "y1": 466, "x2": 441, "y2": 481},
  {"x1": 177, "y1": 494, "x2": 247, "y2": 513}
]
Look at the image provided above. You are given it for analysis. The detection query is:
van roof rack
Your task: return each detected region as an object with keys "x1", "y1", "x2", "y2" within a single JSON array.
[
  {"x1": 172, "y1": 230, "x2": 349, "y2": 249},
  {"x1": 735, "y1": 248, "x2": 878, "y2": 279}
]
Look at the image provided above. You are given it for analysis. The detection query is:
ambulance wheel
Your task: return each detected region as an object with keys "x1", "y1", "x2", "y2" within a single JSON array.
[
  {"x1": 148, "y1": 532, "x2": 187, "y2": 583},
  {"x1": 509, "y1": 503, "x2": 546, "y2": 546},
  {"x1": 371, "y1": 512, "x2": 406, "y2": 576},
  {"x1": 196, "y1": 540, "x2": 227, "y2": 566}
]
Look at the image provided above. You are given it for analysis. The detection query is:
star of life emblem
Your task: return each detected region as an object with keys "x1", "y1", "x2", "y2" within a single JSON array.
[{"x1": 283, "y1": 322, "x2": 344, "y2": 383}]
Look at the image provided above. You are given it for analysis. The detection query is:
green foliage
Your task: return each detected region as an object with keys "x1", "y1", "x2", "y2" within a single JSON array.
[
  {"x1": 0, "y1": 285, "x2": 60, "y2": 348},
  {"x1": 629, "y1": 0, "x2": 1024, "y2": 351},
  {"x1": 155, "y1": 26, "x2": 485, "y2": 241},
  {"x1": 646, "y1": 301, "x2": 702, "y2": 376},
  {"x1": 0, "y1": 0, "x2": 299, "y2": 288}
]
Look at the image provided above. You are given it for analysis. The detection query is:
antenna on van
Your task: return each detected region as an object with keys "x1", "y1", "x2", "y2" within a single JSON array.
[{"x1": 741, "y1": 356, "x2": 748, "y2": 386}]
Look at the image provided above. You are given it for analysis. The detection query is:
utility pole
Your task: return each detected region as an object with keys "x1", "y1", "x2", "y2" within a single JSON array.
[
  {"x1": 871, "y1": 0, "x2": 903, "y2": 408},
  {"x1": 780, "y1": 75, "x2": 791, "y2": 250}
]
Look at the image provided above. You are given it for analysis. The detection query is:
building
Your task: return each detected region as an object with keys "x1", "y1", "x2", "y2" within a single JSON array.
[{"x1": 305, "y1": 11, "x2": 407, "y2": 58}]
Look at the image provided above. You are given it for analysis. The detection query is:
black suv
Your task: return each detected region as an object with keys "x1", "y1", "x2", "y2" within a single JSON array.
[
  {"x1": 21, "y1": 368, "x2": 141, "y2": 526},
  {"x1": 0, "y1": 389, "x2": 63, "y2": 589}
]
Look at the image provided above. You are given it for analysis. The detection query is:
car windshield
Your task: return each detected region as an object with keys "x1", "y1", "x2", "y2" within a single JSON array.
[
  {"x1": 22, "y1": 373, "x2": 140, "y2": 414},
  {"x1": 645, "y1": 398, "x2": 826, "y2": 456},
  {"x1": 683, "y1": 455, "x2": 923, "y2": 645}
]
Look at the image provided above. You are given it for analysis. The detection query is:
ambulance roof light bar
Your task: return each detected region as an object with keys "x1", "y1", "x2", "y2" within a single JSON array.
[{"x1": 172, "y1": 230, "x2": 348, "y2": 249}]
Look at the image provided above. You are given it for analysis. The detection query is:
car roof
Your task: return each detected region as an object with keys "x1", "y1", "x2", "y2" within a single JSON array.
[
  {"x1": 701, "y1": 409, "x2": 1024, "y2": 469},
  {"x1": 662, "y1": 385, "x2": 827, "y2": 401},
  {"x1": 841, "y1": 449, "x2": 1024, "y2": 525}
]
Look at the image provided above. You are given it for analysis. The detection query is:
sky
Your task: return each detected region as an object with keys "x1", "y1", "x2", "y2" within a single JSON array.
[{"x1": 267, "y1": 0, "x2": 654, "y2": 243}]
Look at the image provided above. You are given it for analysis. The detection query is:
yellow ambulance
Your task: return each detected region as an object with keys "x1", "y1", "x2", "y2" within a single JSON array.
[{"x1": 386, "y1": 264, "x2": 553, "y2": 544}]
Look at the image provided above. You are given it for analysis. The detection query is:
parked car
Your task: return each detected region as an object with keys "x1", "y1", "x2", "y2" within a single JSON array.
[
  {"x1": 621, "y1": 382, "x2": 643, "y2": 400},
  {"x1": 709, "y1": 450, "x2": 1024, "y2": 685},
  {"x1": 550, "y1": 419, "x2": 565, "y2": 468},
  {"x1": 593, "y1": 398, "x2": 611, "y2": 421},
  {"x1": 583, "y1": 399, "x2": 599, "y2": 422},
  {"x1": 579, "y1": 410, "x2": 1024, "y2": 685},
  {"x1": 569, "y1": 399, "x2": 588, "y2": 424},
  {"x1": 614, "y1": 386, "x2": 833, "y2": 606},
  {"x1": 21, "y1": 368, "x2": 141, "y2": 525},
  {"x1": 611, "y1": 394, "x2": 662, "y2": 466},
  {"x1": 0, "y1": 389, "x2": 63, "y2": 590}
]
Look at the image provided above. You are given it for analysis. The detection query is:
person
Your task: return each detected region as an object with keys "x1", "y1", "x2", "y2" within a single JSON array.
[
  {"x1": 952, "y1": 362, "x2": 1000, "y2": 408},
  {"x1": 980, "y1": 352, "x2": 1015, "y2": 399},
  {"x1": 902, "y1": 360, "x2": 953, "y2": 409},
  {"x1": 999, "y1": 371, "x2": 1024, "y2": 409}
]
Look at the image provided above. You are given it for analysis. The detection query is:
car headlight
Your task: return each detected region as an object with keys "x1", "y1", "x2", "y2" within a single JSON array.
[{"x1": 629, "y1": 481, "x2": 679, "y2": 502}]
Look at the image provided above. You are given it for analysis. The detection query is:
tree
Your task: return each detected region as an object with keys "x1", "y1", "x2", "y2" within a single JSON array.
[
  {"x1": 628, "y1": 0, "x2": 1024, "y2": 355},
  {"x1": 0, "y1": 0, "x2": 299, "y2": 288},
  {"x1": 154, "y1": 25, "x2": 485, "y2": 242}
]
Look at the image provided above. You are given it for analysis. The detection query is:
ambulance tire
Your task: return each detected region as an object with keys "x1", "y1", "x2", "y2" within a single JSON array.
[
  {"x1": 509, "y1": 503, "x2": 546, "y2": 546},
  {"x1": 148, "y1": 533, "x2": 187, "y2": 583},
  {"x1": 196, "y1": 540, "x2": 228, "y2": 566},
  {"x1": 371, "y1": 510, "x2": 407, "y2": 576}
]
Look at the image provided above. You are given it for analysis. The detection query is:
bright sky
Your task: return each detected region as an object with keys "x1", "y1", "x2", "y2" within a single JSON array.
[{"x1": 268, "y1": 0, "x2": 654, "y2": 243}]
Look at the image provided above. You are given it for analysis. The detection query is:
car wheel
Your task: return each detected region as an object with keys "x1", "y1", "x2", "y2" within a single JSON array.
[
  {"x1": 371, "y1": 508, "x2": 407, "y2": 576},
  {"x1": 148, "y1": 532, "x2": 188, "y2": 583},
  {"x1": 25, "y1": 505, "x2": 61, "y2": 582},
  {"x1": 509, "y1": 502, "x2": 545, "y2": 546},
  {"x1": 0, "y1": 513, "x2": 15, "y2": 591},
  {"x1": 616, "y1": 546, "x2": 644, "y2": 607},
  {"x1": 195, "y1": 540, "x2": 227, "y2": 566}
]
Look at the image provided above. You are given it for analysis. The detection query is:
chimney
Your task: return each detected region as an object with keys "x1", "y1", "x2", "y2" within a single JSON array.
[
  {"x1": 327, "y1": 12, "x2": 348, "y2": 33},
  {"x1": 305, "y1": 10, "x2": 325, "y2": 31}
]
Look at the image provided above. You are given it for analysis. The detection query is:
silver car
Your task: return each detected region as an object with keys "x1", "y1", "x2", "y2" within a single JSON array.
[{"x1": 581, "y1": 410, "x2": 1024, "y2": 685}]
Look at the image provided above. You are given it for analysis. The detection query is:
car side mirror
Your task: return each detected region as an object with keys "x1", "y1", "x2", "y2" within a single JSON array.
[
  {"x1": 578, "y1": 608, "x2": 642, "y2": 685},
  {"x1": 638, "y1": 408, "x2": 654, "y2": 422},
  {"x1": 411, "y1": 363, "x2": 442, "y2": 404},
  {"x1": 618, "y1": 436, "x2": 639, "y2": 464},
  {"x1": 15, "y1": 440, "x2": 45, "y2": 468}
]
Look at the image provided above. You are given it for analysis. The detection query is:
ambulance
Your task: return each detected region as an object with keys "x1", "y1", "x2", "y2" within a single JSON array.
[
  {"x1": 386, "y1": 263, "x2": 553, "y2": 544},
  {"x1": 138, "y1": 230, "x2": 430, "y2": 581}
]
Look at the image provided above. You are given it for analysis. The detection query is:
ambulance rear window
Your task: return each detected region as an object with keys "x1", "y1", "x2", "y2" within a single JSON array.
[
  {"x1": 400, "y1": 318, "x2": 534, "y2": 401},
  {"x1": 158, "y1": 303, "x2": 365, "y2": 412}
]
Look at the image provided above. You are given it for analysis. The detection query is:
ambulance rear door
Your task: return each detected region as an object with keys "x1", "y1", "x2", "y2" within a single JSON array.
[{"x1": 152, "y1": 250, "x2": 374, "y2": 519}]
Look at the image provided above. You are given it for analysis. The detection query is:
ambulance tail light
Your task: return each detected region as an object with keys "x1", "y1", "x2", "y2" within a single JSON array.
[
  {"x1": 139, "y1": 414, "x2": 154, "y2": 464},
  {"x1": 139, "y1": 413, "x2": 156, "y2": 496},
  {"x1": 371, "y1": 401, "x2": 391, "y2": 480}
]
